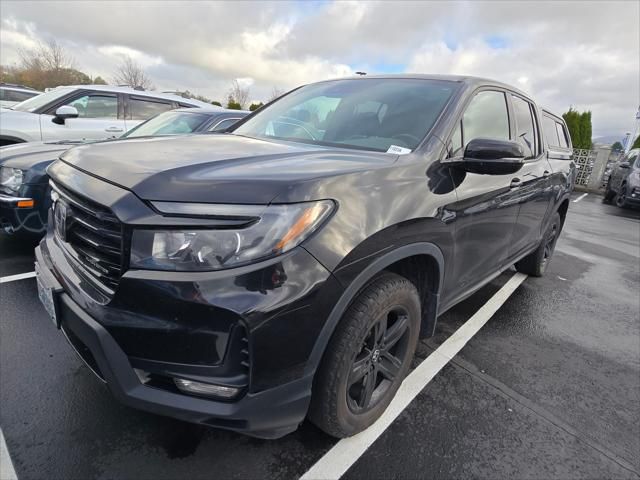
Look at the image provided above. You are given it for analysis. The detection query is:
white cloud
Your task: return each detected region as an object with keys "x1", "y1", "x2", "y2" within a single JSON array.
[{"x1": 0, "y1": 0, "x2": 637, "y2": 136}]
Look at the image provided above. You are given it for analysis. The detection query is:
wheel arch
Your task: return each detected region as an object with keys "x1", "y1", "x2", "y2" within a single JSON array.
[{"x1": 305, "y1": 242, "x2": 444, "y2": 377}]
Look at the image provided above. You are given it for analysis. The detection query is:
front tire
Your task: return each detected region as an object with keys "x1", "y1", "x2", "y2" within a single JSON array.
[
  {"x1": 309, "y1": 272, "x2": 421, "y2": 438},
  {"x1": 515, "y1": 212, "x2": 561, "y2": 277},
  {"x1": 603, "y1": 179, "x2": 616, "y2": 202}
]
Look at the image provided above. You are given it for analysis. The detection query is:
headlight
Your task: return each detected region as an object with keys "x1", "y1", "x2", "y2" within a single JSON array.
[
  {"x1": 0, "y1": 167, "x2": 24, "y2": 193},
  {"x1": 130, "y1": 200, "x2": 335, "y2": 271}
]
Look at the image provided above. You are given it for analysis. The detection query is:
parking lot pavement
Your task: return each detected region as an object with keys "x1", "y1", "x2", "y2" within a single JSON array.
[{"x1": 1, "y1": 193, "x2": 638, "y2": 480}]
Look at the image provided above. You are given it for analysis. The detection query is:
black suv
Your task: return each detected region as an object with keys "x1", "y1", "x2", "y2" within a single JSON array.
[{"x1": 35, "y1": 75, "x2": 575, "y2": 439}]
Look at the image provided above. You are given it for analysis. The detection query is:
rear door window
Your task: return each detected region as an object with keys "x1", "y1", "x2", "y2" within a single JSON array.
[
  {"x1": 542, "y1": 115, "x2": 560, "y2": 147},
  {"x1": 128, "y1": 96, "x2": 174, "y2": 120},
  {"x1": 555, "y1": 122, "x2": 569, "y2": 148}
]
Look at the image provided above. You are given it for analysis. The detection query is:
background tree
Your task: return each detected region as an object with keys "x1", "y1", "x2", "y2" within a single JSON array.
[
  {"x1": 211, "y1": 100, "x2": 222, "y2": 107},
  {"x1": 611, "y1": 141, "x2": 624, "y2": 152},
  {"x1": 226, "y1": 95, "x2": 242, "y2": 110},
  {"x1": 562, "y1": 108, "x2": 593, "y2": 149},
  {"x1": 227, "y1": 80, "x2": 250, "y2": 109},
  {"x1": 0, "y1": 40, "x2": 95, "y2": 90},
  {"x1": 249, "y1": 102, "x2": 263, "y2": 111},
  {"x1": 92, "y1": 76, "x2": 107, "y2": 85},
  {"x1": 112, "y1": 56, "x2": 154, "y2": 90},
  {"x1": 268, "y1": 87, "x2": 285, "y2": 102}
]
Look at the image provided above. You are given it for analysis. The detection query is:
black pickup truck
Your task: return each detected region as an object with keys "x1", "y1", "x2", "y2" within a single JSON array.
[{"x1": 35, "y1": 75, "x2": 575, "y2": 439}]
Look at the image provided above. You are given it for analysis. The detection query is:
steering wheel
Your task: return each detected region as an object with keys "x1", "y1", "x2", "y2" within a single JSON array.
[
  {"x1": 391, "y1": 133, "x2": 420, "y2": 146},
  {"x1": 274, "y1": 118, "x2": 318, "y2": 140}
]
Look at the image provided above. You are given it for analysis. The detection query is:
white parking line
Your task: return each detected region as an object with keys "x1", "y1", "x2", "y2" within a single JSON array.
[
  {"x1": 1, "y1": 428, "x2": 18, "y2": 480},
  {"x1": 573, "y1": 193, "x2": 588, "y2": 203},
  {"x1": 0, "y1": 271, "x2": 36, "y2": 284},
  {"x1": 300, "y1": 272, "x2": 528, "y2": 480}
]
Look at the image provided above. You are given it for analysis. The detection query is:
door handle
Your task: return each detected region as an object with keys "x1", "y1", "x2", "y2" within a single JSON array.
[
  {"x1": 510, "y1": 178, "x2": 522, "y2": 189},
  {"x1": 543, "y1": 170, "x2": 551, "y2": 178},
  {"x1": 105, "y1": 127, "x2": 124, "y2": 133}
]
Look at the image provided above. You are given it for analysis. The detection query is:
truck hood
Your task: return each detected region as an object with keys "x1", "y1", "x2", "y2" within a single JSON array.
[
  {"x1": 59, "y1": 134, "x2": 395, "y2": 204},
  {"x1": 0, "y1": 141, "x2": 81, "y2": 170}
]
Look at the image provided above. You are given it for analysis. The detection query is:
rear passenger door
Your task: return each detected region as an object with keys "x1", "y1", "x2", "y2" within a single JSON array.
[
  {"x1": 507, "y1": 95, "x2": 554, "y2": 259},
  {"x1": 124, "y1": 95, "x2": 175, "y2": 132}
]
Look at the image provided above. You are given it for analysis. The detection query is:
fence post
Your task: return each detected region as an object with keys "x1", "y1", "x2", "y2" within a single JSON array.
[{"x1": 587, "y1": 146, "x2": 611, "y2": 191}]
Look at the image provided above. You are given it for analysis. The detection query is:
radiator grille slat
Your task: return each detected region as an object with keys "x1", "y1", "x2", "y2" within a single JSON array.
[{"x1": 51, "y1": 181, "x2": 124, "y2": 292}]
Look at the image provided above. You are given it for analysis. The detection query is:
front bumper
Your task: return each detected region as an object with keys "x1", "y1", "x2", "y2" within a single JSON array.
[{"x1": 36, "y1": 229, "x2": 339, "y2": 438}]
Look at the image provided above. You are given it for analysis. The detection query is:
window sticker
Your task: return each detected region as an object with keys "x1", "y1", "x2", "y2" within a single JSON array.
[{"x1": 387, "y1": 145, "x2": 412, "y2": 155}]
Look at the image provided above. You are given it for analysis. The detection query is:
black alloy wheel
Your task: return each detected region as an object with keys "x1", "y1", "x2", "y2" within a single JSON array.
[{"x1": 346, "y1": 306, "x2": 411, "y2": 413}]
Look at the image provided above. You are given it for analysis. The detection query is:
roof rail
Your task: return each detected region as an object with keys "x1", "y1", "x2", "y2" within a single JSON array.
[{"x1": 0, "y1": 83, "x2": 38, "y2": 90}]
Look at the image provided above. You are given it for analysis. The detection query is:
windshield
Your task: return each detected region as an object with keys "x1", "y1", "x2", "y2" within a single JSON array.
[
  {"x1": 11, "y1": 87, "x2": 74, "y2": 112},
  {"x1": 233, "y1": 78, "x2": 456, "y2": 152},
  {"x1": 123, "y1": 111, "x2": 212, "y2": 138}
]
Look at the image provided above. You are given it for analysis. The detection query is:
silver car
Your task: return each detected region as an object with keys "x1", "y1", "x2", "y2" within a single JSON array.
[
  {"x1": 0, "y1": 85, "x2": 215, "y2": 146},
  {"x1": 604, "y1": 148, "x2": 640, "y2": 208}
]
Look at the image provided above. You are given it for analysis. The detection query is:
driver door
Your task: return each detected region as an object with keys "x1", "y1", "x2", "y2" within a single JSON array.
[{"x1": 41, "y1": 92, "x2": 125, "y2": 141}]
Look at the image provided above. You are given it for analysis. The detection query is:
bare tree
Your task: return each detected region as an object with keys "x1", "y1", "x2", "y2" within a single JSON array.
[
  {"x1": 113, "y1": 56, "x2": 154, "y2": 90},
  {"x1": 19, "y1": 39, "x2": 75, "y2": 72},
  {"x1": 228, "y1": 79, "x2": 250, "y2": 109},
  {"x1": 268, "y1": 87, "x2": 285, "y2": 102}
]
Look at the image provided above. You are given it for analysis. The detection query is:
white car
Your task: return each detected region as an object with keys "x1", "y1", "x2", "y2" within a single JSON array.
[
  {"x1": 0, "y1": 85, "x2": 216, "y2": 146},
  {"x1": 0, "y1": 84, "x2": 42, "y2": 109}
]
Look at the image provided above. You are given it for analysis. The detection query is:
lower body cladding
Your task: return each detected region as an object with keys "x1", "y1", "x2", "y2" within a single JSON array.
[
  {"x1": 0, "y1": 184, "x2": 49, "y2": 237},
  {"x1": 36, "y1": 234, "x2": 343, "y2": 439}
]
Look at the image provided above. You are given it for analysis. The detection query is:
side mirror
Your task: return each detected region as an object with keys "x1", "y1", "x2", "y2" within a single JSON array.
[
  {"x1": 52, "y1": 105, "x2": 79, "y2": 125},
  {"x1": 451, "y1": 138, "x2": 525, "y2": 175},
  {"x1": 618, "y1": 162, "x2": 631, "y2": 169}
]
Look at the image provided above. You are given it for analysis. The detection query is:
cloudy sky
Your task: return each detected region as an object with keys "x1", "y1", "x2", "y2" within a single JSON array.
[{"x1": 1, "y1": 0, "x2": 638, "y2": 138}]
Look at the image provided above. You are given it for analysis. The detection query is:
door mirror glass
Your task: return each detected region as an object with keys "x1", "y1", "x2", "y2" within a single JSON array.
[
  {"x1": 458, "y1": 138, "x2": 525, "y2": 175},
  {"x1": 52, "y1": 105, "x2": 79, "y2": 124}
]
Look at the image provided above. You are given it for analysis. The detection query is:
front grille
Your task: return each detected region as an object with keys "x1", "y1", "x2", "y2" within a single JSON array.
[{"x1": 51, "y1": 181, "x2": 124, "y2": 291}]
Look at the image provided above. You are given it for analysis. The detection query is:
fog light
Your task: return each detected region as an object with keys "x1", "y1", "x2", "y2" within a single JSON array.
[{"x1": 174, "y1": 378, "x2": 240, "y2": 399}]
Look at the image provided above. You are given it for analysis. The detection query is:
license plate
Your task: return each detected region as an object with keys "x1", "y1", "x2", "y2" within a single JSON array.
[{"x1": 36, "y1": 262, "x2": 60, "y2": 328}]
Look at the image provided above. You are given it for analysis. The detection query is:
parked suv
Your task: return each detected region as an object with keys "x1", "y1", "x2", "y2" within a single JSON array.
[
  {"x1": 0, "y1": 85, "x2": 213, "y2": 145},
  {"x1": 0, "y1": 83, "x2": 42, "y2": 108},
  {"x1": 35, "y1": 75, "x2": 575, "y2": 439},
  {"x1": 604, "y1": 148, "x2": 640, "y2": 208}
]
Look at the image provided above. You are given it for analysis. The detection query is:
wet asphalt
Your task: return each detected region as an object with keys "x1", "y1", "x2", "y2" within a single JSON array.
[{"x1": 0, "y1": 192, "x2": 638, "y2": 480}]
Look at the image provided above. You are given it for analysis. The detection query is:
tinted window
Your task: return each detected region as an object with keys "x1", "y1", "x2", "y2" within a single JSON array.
[
  {"x1": 124, "y1": 111, "x2": 210, "y2": 137},
  {"x1": 234, "y1": 79, "x2": 456, "y2": 152},
  {"x1": 462, "y1": 91, "x2": 510, "y2": 146},
  {"x1": 129, "y1": 97, "x2": 173, "y2": 120},
  {"x1": 67, "y1": 94, "x2": 118, "y2": 118},
  {"x1": 511, "y1": 95, "x2": 537, "y2": 158},
  {"x1": 1, "y1": 89, "x2": 38, "y2": 102},
  {"x1": 210, "y1": 118, "x2": 240, "y2": 132},
  {"x1": 542, "y1": 115, "x2": 560, "y2": 147},
  {"x1": 555, "y1": 122, "x2": 569, "y2": 148}
]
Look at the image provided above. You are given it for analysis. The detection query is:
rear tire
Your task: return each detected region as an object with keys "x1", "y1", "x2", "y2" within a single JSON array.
[
  {"x1": 615, "y1": 185, "x2": 628, "y2": 208},
  {"x1": 309, "y1": 272, "x2": 420, "y2": 438},
  {"x1": 515, "y1": 212, "x2": 561, "y2": 277}
]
